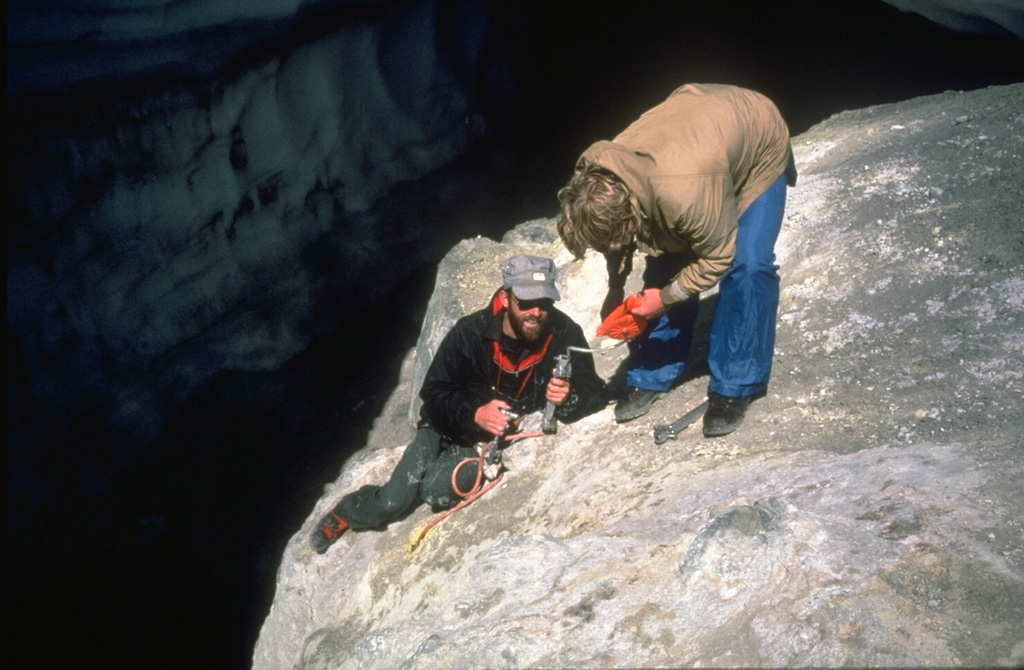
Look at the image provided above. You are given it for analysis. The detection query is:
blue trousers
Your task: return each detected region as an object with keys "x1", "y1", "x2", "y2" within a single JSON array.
[{"x1": 626, "y1": 173, "x2": 788, "y2": 397}]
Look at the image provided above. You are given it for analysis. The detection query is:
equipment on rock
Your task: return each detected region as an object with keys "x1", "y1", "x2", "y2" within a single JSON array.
[
  {"x1": 540, "y1": 340, "x2": 625, "y2": 434},
  {"x1": 541, "y1": 354, "x2": 572, "y2": 434},
  {"x1": 539, "y1": 304, "x2": 644, "y2": 435},
  {"x1": 488, "y1": 408, "x2": 520, "y2": 465},
  {"x1": 410, "y1": 428, "x2": 541, "y2": 551},
  {"x1": 653, "y1": 400, "x2": 709, "y2": 444}
]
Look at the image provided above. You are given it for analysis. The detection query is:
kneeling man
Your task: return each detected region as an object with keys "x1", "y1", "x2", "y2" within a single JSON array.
[{"x1": 310, "y1": 255, "x2": 606, "y2": 553}]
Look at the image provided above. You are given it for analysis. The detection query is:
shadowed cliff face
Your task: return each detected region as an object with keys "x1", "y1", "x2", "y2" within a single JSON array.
[{"x1": 255, "y1": 84, "x2": 1024, "y2": 669}]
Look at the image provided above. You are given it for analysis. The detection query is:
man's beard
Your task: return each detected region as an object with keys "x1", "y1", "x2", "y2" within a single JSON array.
[{"x1": 509, "y1": 308, "x2": 548, "y2": 343}]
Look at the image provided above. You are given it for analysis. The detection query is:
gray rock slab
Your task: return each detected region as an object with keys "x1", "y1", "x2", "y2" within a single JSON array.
[{"x1": 254, "y1": 83, "x2": 1024, "y2": 669}]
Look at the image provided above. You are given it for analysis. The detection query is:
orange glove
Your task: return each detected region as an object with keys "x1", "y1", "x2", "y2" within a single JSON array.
[{"x1": 596, "y1": 294, "x2": 648, "y2": 341}]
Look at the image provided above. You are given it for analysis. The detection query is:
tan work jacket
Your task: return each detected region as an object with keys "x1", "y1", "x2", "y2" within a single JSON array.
[{"x1": 578, "y1": 83, "x2": 795, "y2": 303}]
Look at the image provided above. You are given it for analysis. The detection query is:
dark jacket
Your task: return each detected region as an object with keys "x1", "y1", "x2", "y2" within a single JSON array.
[{"x1": 419, "y1": 291, "x2": 606, "y2": 446}]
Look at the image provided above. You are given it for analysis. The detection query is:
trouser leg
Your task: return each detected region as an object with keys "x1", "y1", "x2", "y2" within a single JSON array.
[
  {"x1": 420, "y1": 443, "x2": 481, "y2": 509},
  {"x1": 626, "y1": 252, "x2": 699, "y2": 391},
  {"x1": 337, "y1": 426, "x2": 445, "y2": 530},
  {"x1": 708, "y1": 173, "x2": 788, "y2": 397}
]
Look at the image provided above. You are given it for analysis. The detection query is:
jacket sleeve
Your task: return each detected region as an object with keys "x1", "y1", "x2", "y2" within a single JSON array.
[
  {"x1": 418, "y1": 319, "x2": 493, "y2": 443},
  {"x1": 658, "y1": 173, "x2": 738, "y2": 304}
]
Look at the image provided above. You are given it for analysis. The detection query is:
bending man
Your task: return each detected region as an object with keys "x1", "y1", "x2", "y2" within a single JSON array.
[
  {"x1": 558, "y1": 83, "x2": 797, "y2": 437},
  {"x1": 310, "y1": 255, "x2": 606, "y2": 553}
]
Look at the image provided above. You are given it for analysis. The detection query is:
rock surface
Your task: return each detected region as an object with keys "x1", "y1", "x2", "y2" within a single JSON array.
[{"x1": 254, "y1": 84, "x2": 1024, "y2": 669}]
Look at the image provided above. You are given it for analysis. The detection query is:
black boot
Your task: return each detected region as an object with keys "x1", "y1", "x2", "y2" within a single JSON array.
[
  {"x1": 614, "y1": 387, "x2": 665, "y2": 423},
  {"x1": 702, "y1": 391, "x2": 752, "y2": 437},
  {"x1": 310, "y1": 503, "x2": 349, "y2": 554}
]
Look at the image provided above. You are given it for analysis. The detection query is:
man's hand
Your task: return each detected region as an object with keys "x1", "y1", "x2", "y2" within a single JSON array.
[
  {"x1": 546, "y1": 377, "x2": 571, "y2": 406},
  {"x1": 630, "y1": 288, "x2": 667, "y2": 321},
  {"x1": 474, "y1": 399, "x2": 512, "y2": 436},
  {"x1": 601, "y1": 285, "x2": 625, "y2": 320}
]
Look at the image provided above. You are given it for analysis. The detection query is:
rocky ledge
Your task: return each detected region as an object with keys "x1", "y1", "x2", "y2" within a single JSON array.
[{"x1": 254, "y1": 83, "x2": 1024, "y2": 669}]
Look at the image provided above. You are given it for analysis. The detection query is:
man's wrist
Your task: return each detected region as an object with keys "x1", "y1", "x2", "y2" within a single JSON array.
[{"x1": 659, "y1": 283, "x2": 688, "y2": 305}]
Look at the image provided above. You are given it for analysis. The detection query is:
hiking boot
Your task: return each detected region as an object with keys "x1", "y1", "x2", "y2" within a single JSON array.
[
  {"x1": 702, "y1": 391, "x2": 752, "y2": 437},
  {"x1": 310, "y1": 504, "x2": 349, "y2": 554},
  {"x1": 615, "y1": 387, "x2": 665, "y2": 423}
]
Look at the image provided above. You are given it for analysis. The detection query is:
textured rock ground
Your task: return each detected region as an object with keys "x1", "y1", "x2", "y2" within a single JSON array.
[{"x1": 254, "y1": 84, "x2": 1024, "y2": 669}]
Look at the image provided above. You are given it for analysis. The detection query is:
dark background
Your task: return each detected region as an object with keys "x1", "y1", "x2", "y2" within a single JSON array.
[{"x1": 7, "y1": 1, "x2": 1024, "y2": 668}]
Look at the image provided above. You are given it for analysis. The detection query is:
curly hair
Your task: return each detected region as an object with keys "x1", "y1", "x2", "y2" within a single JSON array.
[{"x1": 556, "y1": 165, "x2": 641, "y2": 259}]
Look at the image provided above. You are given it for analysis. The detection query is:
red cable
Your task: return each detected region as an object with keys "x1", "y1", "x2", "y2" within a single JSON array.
[{"x1": 410, "y1": 431, "x2": 543, "y2": 550}]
